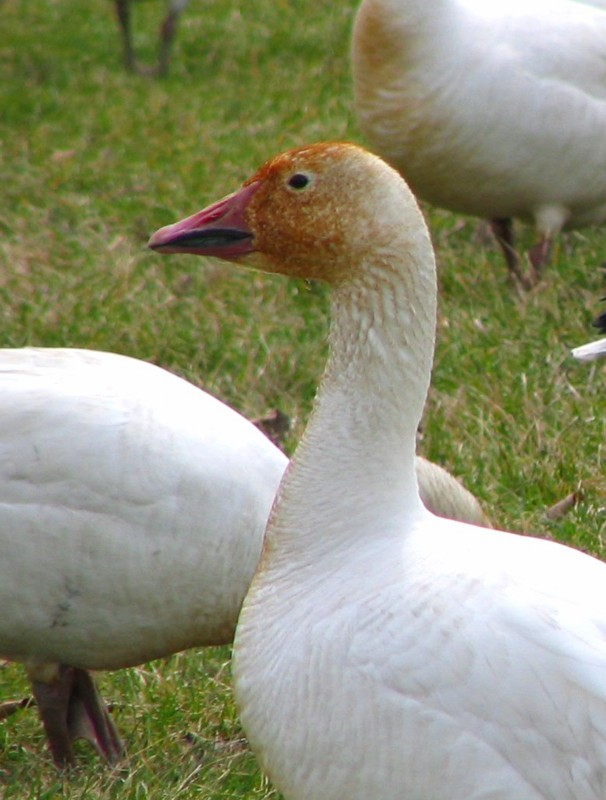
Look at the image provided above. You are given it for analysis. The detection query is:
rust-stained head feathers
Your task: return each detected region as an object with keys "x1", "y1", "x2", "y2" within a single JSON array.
[{"x1": 149, "y1": 141, "x2": 418, "y2": 285}]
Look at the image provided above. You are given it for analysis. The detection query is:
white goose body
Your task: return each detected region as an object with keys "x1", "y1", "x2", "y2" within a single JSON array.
[
  {"x1": 0, "y1": 348, "x2": 286, "y2": 667},
  {"x1": 352, "y1": 0, "x2": 606, "y2": 280},
  {"x1": 239, "y1": 522, "x2": 606, "y2": 799},
  {"x1": 0, "y1": 347, "x2": 287, "y2": 764},
  {"x1": 149, "y1": 142, "x2": 606, "y2": 799}
]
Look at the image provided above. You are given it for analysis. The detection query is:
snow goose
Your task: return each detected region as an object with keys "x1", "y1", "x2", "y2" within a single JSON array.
[
  {"x1": 114, "y1": 0, "x2": 189, "y2": 76},
  {"x1": 0, "y1": 347, "x2": 286, "y2": 767},
  {"x1": 1, "y1": 347, "x2": 488, "y2": 767},
  {"x1": 150, "y1": 141, "x2": 606, "y2": 799},
  {"x1": 351, "y1": 0, "x2": 606, "y2": 288}
]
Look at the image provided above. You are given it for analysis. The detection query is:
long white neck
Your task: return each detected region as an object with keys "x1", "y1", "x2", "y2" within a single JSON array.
[{"x1": 264, "y1": 223, "x2": 437, "y2": 566}]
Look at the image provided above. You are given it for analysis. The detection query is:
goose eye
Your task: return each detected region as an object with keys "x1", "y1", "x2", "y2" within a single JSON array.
[{"x1": 287, "y1": 173, "x2": 311, "y2": 191}]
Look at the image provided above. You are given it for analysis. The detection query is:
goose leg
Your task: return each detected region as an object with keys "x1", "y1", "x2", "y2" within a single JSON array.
[
  {"x1": 31, "y1": 666, "x2": 78, "y2": 766},
  {"x1": 528, "y1": 234, "x2": 552, "y2": 277},
  {"x1": 115, "y1": 0, "x2": 137, "y2": 72},
  {"x1": 67, "y1": 668, "x2": 124, "y2": 763},
  {"x1": 115, "y1": 0, "x2": 187, "y2": 77},
  {"x1": 29, "y1": 665, "x2": 124, "y2": 768},
  {"x1": 490, "y1": 217, "x2": 540, "y2": 290},
  {"x1": 157, "y1": 7, "x2": 181, "y2": 77},
  {"x1": 489, "y1": 217, "x2": 521, "y2": 278}
]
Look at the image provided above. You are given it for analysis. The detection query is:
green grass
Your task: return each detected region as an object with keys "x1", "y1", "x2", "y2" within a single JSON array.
[{"x1": 1, "y1": 0, "x2": 606, "y2": 795}]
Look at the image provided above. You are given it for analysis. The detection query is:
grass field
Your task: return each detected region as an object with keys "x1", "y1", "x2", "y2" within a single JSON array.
[{"x1": 1, "y1": 0, "x2": 606, "y2": 796}]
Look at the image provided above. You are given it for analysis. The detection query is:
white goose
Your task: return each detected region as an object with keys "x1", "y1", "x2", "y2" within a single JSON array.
[
  {"x1": 351, "y1": 0, "x2": 606, "y2": 287},
  {"x1": 0, "y1": 347, "x2": 287, "y2": 767},
  {"x1": 150, "y1": 141, "x2": 606, "y2": 799},
  {"x1": 1, "y1": 347, "x2": 487, "y2": 767}
]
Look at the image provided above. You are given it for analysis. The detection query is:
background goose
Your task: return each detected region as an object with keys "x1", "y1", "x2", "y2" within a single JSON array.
[
  {"x1": 351, "y1": 0, "x2": 606, "y2": 288},
  {"x1": 0, "y1": 347, "x2": 286, "y2": 767},
  {"x1": 572, "y1": 311, "x2": 606, "y2": 360},
  {"x1": 572, "y1": 337, "x2": 606, "y2": 360},
  {"x1": 416, "y1": 455, "x2": 489, "y2": 527},
  {"x1": 150, "y1": 141, "x2": 606, "y2": 799},
  {"x1": 1, "y1": 346, "x2": 487, "y2": 767}
]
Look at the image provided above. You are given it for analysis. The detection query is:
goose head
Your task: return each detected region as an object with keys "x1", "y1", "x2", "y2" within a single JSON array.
[
  {"x1": 149, "y1": 141, "x2": 427, "y2": 288},
  {"x1": 149, "y1": 141, "x2": 436, "y2": 517}
]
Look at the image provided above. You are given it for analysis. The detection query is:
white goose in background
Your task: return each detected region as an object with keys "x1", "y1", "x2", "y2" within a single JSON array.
[
  {"x1": 0, "y1": 347, "x2": 286, "y2": 767},
  {"x1": 0, "y1": 347, "x2": 488, "y2": 768},
  {"x1": 414, "y1": 454, "x2": 489, "y2": 527},
  {"x1": 572, "y1": 312, "x2": 606, "y2": 360},
  {"x1": 150, "y1": 141, "x2": 606, "y2": 800},
  {"x1": 351, "y1": 0, "x2": 606, "y2": 288},
  {"x1": 572, "y1": 337, "x2": 606, "y2": 360}
]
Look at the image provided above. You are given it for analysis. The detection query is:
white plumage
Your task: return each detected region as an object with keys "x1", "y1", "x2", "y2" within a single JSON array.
[
  {"x1": 415, "y1": 454, "x2": 489, "y2": 527},
  {"x1": 150, "y1": 141, "x2": 606, "y2": 799},
  {"x1": 0, "y1": 347, "x2": 286, "y2": 766},
  {"x1": 351, "y1": 0, "x2": 606, "y2": 286},
  {"x1": 572, "y1": 336, "x2": 606, "y2": 360}
]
